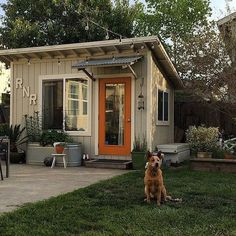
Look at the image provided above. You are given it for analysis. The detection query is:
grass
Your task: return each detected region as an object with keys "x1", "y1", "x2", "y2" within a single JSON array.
[{"x1": 0, "y1": 167, "x2": 236, "y2": 236}]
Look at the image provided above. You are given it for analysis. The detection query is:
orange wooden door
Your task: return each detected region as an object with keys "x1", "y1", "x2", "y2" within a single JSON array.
[{"x1": 99, "y1": 78, "x2": 131, "y2": 155}]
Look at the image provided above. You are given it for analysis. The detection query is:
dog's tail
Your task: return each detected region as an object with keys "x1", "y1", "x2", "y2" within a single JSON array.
[{"x1": 166, "y1": 195, "x2": 182, "y2": 202}]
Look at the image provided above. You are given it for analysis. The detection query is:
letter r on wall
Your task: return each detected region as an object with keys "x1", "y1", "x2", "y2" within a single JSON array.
[{"x1": 16, "y1": 78, "x2": 23, "y2": 89}]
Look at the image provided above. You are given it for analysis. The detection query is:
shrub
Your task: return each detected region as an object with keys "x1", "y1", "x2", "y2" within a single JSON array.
[
  {"x1": 132, "y1": 135, "x2": 147, "y2": 152},
  {"x1": 0, "y1": 123, "x2": 9, "y2": 136},
  {"x1": 40, "y1": 130, "x2": 73, "y2": 146},
  {"x1": 186, "y1": 125, "x2": 219, "y2": 153},
  {"x1": 24, "y1": 112, "x2": 42, "y2": 142}
]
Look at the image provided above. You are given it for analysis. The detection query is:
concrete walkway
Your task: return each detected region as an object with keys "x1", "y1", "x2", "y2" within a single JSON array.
[{"x1": 0, "y1": 164, "x2": 128, "y2": 214}]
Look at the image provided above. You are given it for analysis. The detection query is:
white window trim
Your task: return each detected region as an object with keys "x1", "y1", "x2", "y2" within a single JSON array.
[
  {"x1": 38, "y1": 73, "x2": 92, "y2": 136},
  {"x1": 156, "y1": 88, "x2": 170, "y2": 126}
]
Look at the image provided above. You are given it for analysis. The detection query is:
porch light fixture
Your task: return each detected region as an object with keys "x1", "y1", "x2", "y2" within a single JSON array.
[
  {"x1": 138, "y1": 92, "x2": 144, "y2": 110},
  {"x1": 27, "y1": 59, "x2": 31, "y2": 65},
  {"x1": 138, "y1": 77, "x2": 144, "y2": 110}
]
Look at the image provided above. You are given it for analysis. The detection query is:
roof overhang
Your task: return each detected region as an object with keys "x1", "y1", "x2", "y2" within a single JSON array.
[
  {"x1": 0, "y1": 36, "x2": 183, "y2": 89},
  {"x1": 72, "y1": 56, "x2": 142, "y2": 69},
  {"x1": 217, "y1": 12, "x2": 236, "y2": 67},
  {"x1": 217, "y1": 11, "x2": 236, "y2": 27},
  {"x1": 72, "y1": 56, "x2": 142, "y2": 80}
]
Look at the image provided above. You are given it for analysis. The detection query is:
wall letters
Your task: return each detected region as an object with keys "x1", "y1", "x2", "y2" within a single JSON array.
[{"x1": 15, "y1": 77, "x2": 37, "y2": 105}]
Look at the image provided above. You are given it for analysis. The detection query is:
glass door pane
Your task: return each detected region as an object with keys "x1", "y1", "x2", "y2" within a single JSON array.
[{"x1": 105, "y1": 83, "x2": 125, "y2": 146}]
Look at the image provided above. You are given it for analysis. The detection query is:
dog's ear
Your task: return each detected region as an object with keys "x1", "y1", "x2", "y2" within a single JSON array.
[
  {"x1": 146, "y1": 151, "x2": 152, "y2": 160},
  {"x1": 157, "y1": 151, "x2": 164, "y2": 159}
]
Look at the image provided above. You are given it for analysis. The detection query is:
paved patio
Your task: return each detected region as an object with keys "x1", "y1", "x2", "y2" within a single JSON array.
[{"x1": 0, "y1": 164, "x2": 128, "y2": 214}]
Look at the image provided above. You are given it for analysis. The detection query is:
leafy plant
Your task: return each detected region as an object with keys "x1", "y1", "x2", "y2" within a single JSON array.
[
  {"x1": 6, "y1": 124, "x2": 28, "y2": 152},
  {"x1": 24, "y1": 112, "x2": 42, "y2": 142},
  {"x1": 40, "y1": 130, "x2": 72, "y2": 147},
  {"x1": 132, "y1": 135, "x2": 147, "y2": 152},
  {"x1": 0, "y1": 123, "x2": 9, "y2": 136},
  {"x1": 186, "y1": 125, "x2": 219, "y2": 153}
]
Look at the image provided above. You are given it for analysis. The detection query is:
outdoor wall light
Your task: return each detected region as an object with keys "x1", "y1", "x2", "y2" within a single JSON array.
[
  {"x1": 138, "y1": 92, "x2": 144, "y2": 110},
  {"x1": 138, "y1": 77, "x2": 144, "y2": 110}
]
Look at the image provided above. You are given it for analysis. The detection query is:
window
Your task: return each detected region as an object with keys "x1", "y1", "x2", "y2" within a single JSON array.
[
  {"x1": 42, "y1": 77, "x2": 90, "y2": 134},
  {"x1": 157, "y1": 89, "x2": 169, "y2": 123}
]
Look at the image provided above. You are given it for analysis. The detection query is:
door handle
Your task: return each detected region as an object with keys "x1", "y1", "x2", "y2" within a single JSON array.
[{"x1": 127, "y1": 118, "x2": 131, "y2": 122}]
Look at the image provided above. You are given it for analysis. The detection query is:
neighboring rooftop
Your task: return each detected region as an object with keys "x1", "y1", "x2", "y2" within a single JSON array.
[
  {"x1": 217, "y1": 11, "x2": 236, "y2": 26},
  {"x1": 218, "y1": 12, "x2": 236, "y2": 67}
]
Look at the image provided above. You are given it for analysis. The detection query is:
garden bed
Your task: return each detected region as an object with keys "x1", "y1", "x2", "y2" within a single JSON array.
[{"x1": 190, "y1": 158, "x2": 236, "y2": 173}]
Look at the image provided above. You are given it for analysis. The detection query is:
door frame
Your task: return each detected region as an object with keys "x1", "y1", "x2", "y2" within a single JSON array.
[{"x1": 98, "y1": 77, "x2": 132, "y2": 156}]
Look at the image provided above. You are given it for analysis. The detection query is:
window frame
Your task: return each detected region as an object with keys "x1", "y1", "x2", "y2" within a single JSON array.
[
  {"x1": 156, "y1": 88, "x2": 170, "y2": 126},
  {"x1": 39, "y1": 74, "x2": 92, "y2": 136}
]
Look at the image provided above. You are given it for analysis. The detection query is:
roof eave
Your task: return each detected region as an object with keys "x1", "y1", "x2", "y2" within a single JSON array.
[{"x1": 0, "y1": 36, "x2": 183, "y2": 89}]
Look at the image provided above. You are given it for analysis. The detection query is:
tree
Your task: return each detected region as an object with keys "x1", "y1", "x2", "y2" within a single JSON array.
[
  {"x1": 0, "y1": 0, "x2": 142, "y2": 48},
  {"x1": 136, "y1": 0, "x2": 211, "y2": 61},
  {"x1": 176, "y1": 21, "x2": 236, "y2": 118}
]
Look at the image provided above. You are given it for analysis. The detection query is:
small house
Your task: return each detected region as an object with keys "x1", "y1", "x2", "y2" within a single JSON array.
[{"x1": 0, "y1": 36, "x2": 183, "y2": 162}]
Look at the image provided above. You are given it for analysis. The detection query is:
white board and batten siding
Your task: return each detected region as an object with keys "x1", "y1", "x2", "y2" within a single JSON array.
[
  {"x1": 11, "y1": 55, "x2": 148, "y2": 157},
  {"x1": 149, "y1": 57, "x2": 175, "y2": 150}
]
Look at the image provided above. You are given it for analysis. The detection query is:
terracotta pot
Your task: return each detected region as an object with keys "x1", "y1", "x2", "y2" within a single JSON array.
[
  {"x1": 197, "y1": 152, "x2": 212, "y2": 158},
  {"x1": 55, "y1": 145, "x2": 64, "y2": 154}
]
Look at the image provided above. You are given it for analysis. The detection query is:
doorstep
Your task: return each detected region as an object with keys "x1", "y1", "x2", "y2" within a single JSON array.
[{"x1": 84, "y1": 159, "x2": 133, "y2": 170}]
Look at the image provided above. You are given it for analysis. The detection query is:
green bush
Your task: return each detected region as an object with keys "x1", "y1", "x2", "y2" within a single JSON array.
[
  {"x1": 212, "y1": 147, "x2": 225, "y2": 159},
  {"x1": 40, "y1": 130, "x2": 73, "y2": 146},
  {"x1": 0, "y1": 123, "x2": 9, "y2": 136},
  {"x1": 0, "y1": 124, "x2": 27, "y2": 152},
  {"x1": 132, "y1": 135, "x2": 147, "y2": 152},
  {"x1": 24, "y1": 112, "x2": 42, "y2": 142},
  {"x1": 186, "y1": 125, "x2": 219, "y2": 153}
]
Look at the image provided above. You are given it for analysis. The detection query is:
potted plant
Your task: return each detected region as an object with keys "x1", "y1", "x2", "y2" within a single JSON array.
[
  {"x1": 6, "y1": 124, "x2": 28, "y2": 163},
  {"x1": 24, "y1": 112, "x2": 42, "y2": 143},
  {"x1": 54, "y1": 142, "x2": 66, "y2": 154},
  {"x1": 131, "y1": 135, "x2": 147, "y2": 169},
  {"x1": 186, "y1": 125, "x2": 219, "y2": 158},
  {"x1": 40, "y1": 130, "x2": 72, "y2": 147}
]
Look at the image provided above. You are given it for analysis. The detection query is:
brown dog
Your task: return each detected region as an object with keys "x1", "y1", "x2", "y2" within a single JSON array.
[{"x1": 144, "y1": 151, "x2": 167, "y2": 206}]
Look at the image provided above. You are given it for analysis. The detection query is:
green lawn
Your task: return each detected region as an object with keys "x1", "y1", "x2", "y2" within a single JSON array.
[{"x1": 0, "y1": 167, "x2": 235, "y2": 236}]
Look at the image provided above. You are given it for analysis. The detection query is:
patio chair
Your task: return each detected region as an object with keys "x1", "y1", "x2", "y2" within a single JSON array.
[{"x1": 51, "y1": 142, "x2": 67, "y2": 168}]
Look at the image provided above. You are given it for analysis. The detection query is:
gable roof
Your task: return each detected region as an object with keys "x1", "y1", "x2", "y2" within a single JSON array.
[{"x1": 0, "y1": 36, "x2": 183, "y2": 89}]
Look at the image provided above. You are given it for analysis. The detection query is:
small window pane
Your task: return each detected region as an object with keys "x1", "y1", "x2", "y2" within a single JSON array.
[
  {"x1": 158, "y1": 90, "x2": 163, "y2": 121},
  {"x1": 65, "y1": 78, "x2": 89, "y2": 131},
  {"x1": 82, "y1": 85, "x2": 87, "y2": 100},
  {"x1": 164, "y1": 92, "x2": 168, "y2": 121},
  {"x1": 83, "y1": 101, "x2": 88, "y2": 115},
  {"x1": 42, "y1": 80, "x2": 63, "y2": 129}
]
